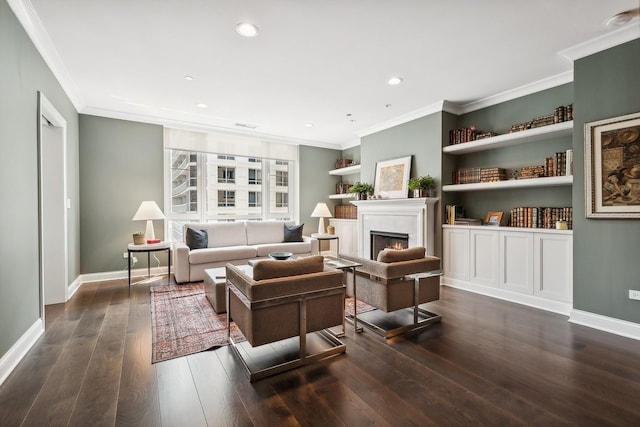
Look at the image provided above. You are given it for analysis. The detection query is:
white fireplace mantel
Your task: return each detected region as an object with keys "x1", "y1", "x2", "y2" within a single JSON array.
[{"x1": 351, "y1": 198, "x2": 438, "y2": 258}]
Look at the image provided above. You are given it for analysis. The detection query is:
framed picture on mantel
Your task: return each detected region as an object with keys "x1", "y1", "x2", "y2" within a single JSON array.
[
  {"x1": 374, "y1": 156, "x2": 411, "y2": 199},
  {"x1": 585, "y1": 111, "x2": 640, "y2": 218}
]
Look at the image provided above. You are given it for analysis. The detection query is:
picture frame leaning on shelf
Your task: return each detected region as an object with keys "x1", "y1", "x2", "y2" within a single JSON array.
[
  {"x1": 485, "y1": 211, "x2": 503, "y2": 226},
  {"x1": 585, "y1": 111, "x2": 640, "y2": 218}
]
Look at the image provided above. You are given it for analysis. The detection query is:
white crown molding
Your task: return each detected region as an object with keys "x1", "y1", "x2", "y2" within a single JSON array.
[
  {"x1": 81, "y1": 106, "x2": 344, "y2": 151},
  {"x1": 0, "y1": 318, "x2": 44, "y2": 386},
  {"x1": 340, "y1": 138, "x2": 362, "y2": 150},
  {"x1": 455, "y1": 71, "x2": 574, "y2": 114},
  {"x1": 355, "y1": 100, "x2": 447, "y2": 138},
  {"x1": 8, "y1": 0, "x2": 85, "y2": 110},
  {"x1": 559, "y1": 24, "x2": 640, "y2": 61},
  {"x1": 570, "y1": 309, "x2": 640, "y2": 341}
]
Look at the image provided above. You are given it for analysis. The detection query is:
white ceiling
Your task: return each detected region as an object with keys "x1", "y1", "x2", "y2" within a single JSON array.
[{"x1": 13, "y1": 0, "x2": 640, "y2": 148}]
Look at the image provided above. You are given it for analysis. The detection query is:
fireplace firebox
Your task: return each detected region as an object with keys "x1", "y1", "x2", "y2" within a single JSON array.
[{"x1": 370, "y1": 230, "x2": 409, "y2": 260}]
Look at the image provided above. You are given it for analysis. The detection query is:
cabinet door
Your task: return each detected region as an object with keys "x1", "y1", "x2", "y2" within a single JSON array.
[
  {"x1": 443, "y1": 227, "x2": 470, "y2": 281},
  {"x1": 329, "y1": 219, "x2": 357, "y2": 257},
  {"x1": 470, "y1": 229, "x2": 500, "y2": 288},
  {"x1": 534, "y1": 233, "x2": 573, "y2": 302},
  {"x1": 499, "y1": 231, "x2": 533, "y2": 295}
]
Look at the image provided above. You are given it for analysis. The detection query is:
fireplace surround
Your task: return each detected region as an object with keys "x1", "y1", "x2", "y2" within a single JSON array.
[{"x1": 351, "y1": 198, "x2": 438, "y2": 258}]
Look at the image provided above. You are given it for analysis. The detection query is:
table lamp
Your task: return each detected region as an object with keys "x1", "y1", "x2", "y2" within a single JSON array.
[
  {"x1": 311, "y1": 202, "x2": 332, "y2": 235},
  {"x1": 132, "y1": 201, "x2": 165, "y2": 241}
]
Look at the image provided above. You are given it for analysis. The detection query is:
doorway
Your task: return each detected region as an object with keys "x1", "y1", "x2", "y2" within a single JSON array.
[{"x1": 38, "y1": 92, "x2": 68, "y2": 316}]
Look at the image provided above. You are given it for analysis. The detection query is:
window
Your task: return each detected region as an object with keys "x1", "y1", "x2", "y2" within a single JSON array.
[
  {"x1": 248, "y1": 191, "x2": 262, "y2": 207},
  {"x1": 218, "y1": 166, "x2": 235, "y2": 183},
  {"x1": 276, "y1": 192, "x2": 288, "y2": 208},
  {"x1": 217, "y1": 155, "x2": 235, "y2": 160},
  {"x1": 248, "y1": 157, "x2": 259, "y2": 162},
  {"x1": 218, "y1": 190, "x2": 235, "y2": 207},
  {"x1": 276, "y1": 170, "x2": 288, "y2": 186},
  {"x1": 165, "y1": 150, "x2": 295, "y2": 242},
  {"x1": 248, "y1": 168, "x2": 262, "y2": 185}
]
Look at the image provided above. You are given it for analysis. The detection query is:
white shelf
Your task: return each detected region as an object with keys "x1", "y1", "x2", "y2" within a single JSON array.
[
  {"x1": 443, "y1": 121, "x2": 573, "y2": 155},
  {"x1": 442, "y1": 175, "x2": 572, "y2": 192},
  {"x1": 328, "y1": 164, "x2": 361, "y2": 176},
  {"x1": 442, "y1": 224, "x2": 572, "y2": 234},
  {"x1": 329, "y1": 193, "x2": 355, "y2": 199}
]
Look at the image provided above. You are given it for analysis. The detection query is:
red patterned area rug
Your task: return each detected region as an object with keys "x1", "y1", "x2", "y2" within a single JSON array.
[
  {"x1": 150, "y1": 283, "x2": 244, "y2": 363},
  {"x1": 150, "y1": 282, "x2": 375, "y2": 363}
]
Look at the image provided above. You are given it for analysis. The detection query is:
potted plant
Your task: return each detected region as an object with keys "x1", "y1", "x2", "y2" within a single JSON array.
[
  {"x1": 133, "y1": 231, "x2": 145, "y2": 245},
  {"x1": 408, "y1": 175, "x2": 435, "y2": 198},
  {"x1": 348, "y1": 182, "x2": 374, "y2": 200}
]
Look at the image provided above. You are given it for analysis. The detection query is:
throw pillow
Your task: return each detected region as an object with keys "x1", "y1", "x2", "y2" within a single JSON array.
[
  {"x1": 377, "y1": 246, "x2": 425, "y2": 263},
  {"x1": 253, "y1": 255, "x2": 324, "y2": 280},
  {"x1": 283, "y1": 223, "x2": 304, "y2": 242},
  {"x1": 185, "y1": 228, "x2": 208, "y2": 250}
]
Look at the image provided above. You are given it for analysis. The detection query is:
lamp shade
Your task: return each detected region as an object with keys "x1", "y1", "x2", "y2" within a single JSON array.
[
  {"x1": 132, "y1": 201, "x2": 165, "y2": 221},
  {"x1": 310, "y1": 202, "x2": 332, "y2": 235},
  {"x1": 310, "y1": 202, "x2": 332, "y2": 218},
  {"x1": 132, "y1": 201, "x2": 165, "y2": 241}
]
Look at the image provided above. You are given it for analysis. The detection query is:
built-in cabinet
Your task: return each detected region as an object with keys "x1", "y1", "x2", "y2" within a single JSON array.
[
  {"x1": 442, "y1": 225, "x2": 572, "y2": 314},
  {"x1": 328, "y1": 219, "x2": 358, "y2": 257}
]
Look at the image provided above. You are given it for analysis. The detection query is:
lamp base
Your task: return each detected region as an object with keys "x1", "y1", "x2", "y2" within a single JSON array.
[
  {"x1": 145, "y1": 220, "x2": 155, "y2": 241},
  {"x1": 317, "y1": 217, "x2": 326, "y2": 235}
]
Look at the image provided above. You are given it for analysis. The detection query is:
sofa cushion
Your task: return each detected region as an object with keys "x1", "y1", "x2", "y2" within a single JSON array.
[
  {"x1": 246, "y1": 221, "x2": 286, "y2": 245},
  {"x1": 187, "y1": 222, "x2": 247, "y2": 248},
  {"x1": 254, "y1": 242, "x2": 312, "y2": 257},
  {"x1": 377, "y1": 246, "x2": 425, "y2": 263},
  {"x1": 185, "y1": 228, "x2": 208, "y2": 250},
  {"x1": 189, "y1": 246, "x2": 257, "y2": 264},
  {"x1": 252, "y1": 255, "x2": 324, "y2": 281},
  {"x1": 283, "y1": 223, "x2": 304, "y2": 242}
]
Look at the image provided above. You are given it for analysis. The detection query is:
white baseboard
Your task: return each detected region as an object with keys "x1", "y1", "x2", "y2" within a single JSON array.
[
  {"x1": 569, "y1": 309, "x2": 640, "y2": 341},
  {"x1": 77, "y1": 266, "x2": 169, "y2": 285},
  {"x1": 442, "y1": 277, "x2": 572, "y2": 316},
  {"x1": 0, "y1": 319, "x2": 44, "y2": 386}
]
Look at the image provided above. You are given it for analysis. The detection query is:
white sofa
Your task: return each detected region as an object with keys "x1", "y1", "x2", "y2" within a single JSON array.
[{"x1": 173, "y1": 221, "x2": 319, "y2": 283}]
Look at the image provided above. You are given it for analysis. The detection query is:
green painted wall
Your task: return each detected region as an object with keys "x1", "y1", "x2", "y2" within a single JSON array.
[
  {"x1": 450, "y1": 84, "x2": 574, "y2": 220},
  {"x1": 361, "y1": 113, "x2": 444, "y2": 255},
  {"x1": 299, "y1": 145, "x2": 341, "y2": 235},
  {"x1": 79, "y1": 115, "x2": 164, "y2": 274},
  {"x1": 573, "y1": 39, "x2": 640, "y2": 323},
  {"x1": 0, "y1": 2, "x2": 80, "y2": 357}
]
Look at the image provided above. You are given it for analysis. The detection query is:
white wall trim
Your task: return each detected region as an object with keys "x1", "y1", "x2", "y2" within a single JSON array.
[
  {"x1": 442, "y1": 279, "x2": 572, "y2": 316},
  {"x1": 558, "y1": 25, "x2": 640, "y2": 61},
  {"x1": 67, "y1": 275, "x2": 83, "y2": 299},
  {"x1": 7, "y1": 0, "x2": 84, "y2": 110},
  {"x1": 0, "y1": 319, "x2": 44, "y2": 386},
  {"x1": 569, "y1": 309, "x2": 640, "y2": 341},
  {"x1": 454, "y1": 71, "x2": 574, "y2": 115},
  {"x1": 78, "y1": 266, "x2": 169, "y2": 285},
  {"x1": 355, "y1": 100, "x2": 447, "y2": 138}
]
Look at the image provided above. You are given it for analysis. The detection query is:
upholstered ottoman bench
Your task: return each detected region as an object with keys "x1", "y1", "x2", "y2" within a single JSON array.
[{"x1": 204, "y1": 267, "x2": 227, "y2": 313}]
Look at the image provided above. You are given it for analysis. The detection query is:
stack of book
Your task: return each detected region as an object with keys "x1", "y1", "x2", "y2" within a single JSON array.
[
  {"x1": 445, "y1": 205, "x2": 464, "y2": 225},
  {"x1": 519, "y1": 165, "x2": 545, "y2": 179},
  {"x1": 508, "y1": 207, "x2": 573, "y2": 229},
  {"x1": 453, "y1": 167, "x2": 506, "y2": 184},
  {"x1": 545, "y1": 149, "x2": 573, "y2": 176},
  {"x1": 449, "y1": 127, "x2": 483, "y2": 145}
]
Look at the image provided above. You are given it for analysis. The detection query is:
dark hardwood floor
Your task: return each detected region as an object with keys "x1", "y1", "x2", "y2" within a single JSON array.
[{"x1": 2, "y1": 277, "x2": 640, "y2": 426}]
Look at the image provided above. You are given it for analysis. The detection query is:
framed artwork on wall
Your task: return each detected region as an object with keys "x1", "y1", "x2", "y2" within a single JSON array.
[
  {"x1": 585, "y1": 111, "x2": 640, "y2": 218},
  {"x1": 374, "y1": 156, "x2": 412, "y2": 199}
]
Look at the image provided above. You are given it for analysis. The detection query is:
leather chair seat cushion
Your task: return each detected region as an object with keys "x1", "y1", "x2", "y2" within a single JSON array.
[
  {"x1": 252, "y1": 255, "x2": 324, "y2": 281},
  {"x1": 189, "y1": 246, "x2": 257, "y2": 264}
]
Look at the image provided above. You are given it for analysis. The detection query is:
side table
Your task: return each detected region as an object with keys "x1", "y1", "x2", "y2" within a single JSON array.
[
  {"x1": 127, "y1": 242, "x2": 172, "y2": 288},
  {"x1": 311, "y1": 233, "x2": 339, "y2": 258},
  {"x1": 324, "y1": 257, "x2": 364, "y2": 334}
]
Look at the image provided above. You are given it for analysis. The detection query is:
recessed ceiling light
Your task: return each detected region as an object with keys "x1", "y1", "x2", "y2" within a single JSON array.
[
  {"x1": 606, "y1": 11, "x2": 633, "y2": 27},
  {"x1": 388, "y1": 76, "x2": 403, "y2": 86},
  {"x1": 185, "y1": 75, "x2": 193, "y2": 81},
  {"x1": 197, "y1": 103, "x2": 208, "y2": 109},
  {"x1": 304, "y1": 123, "x2": 314, "y2": 128},
  {"x1": 236, "y1": 22, "x2": 259, "y2": 37}
]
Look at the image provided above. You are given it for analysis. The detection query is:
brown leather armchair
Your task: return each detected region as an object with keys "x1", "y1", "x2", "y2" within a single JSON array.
[
  {"x1": 225, "y1": 255, "x2": 346, "y2": 381},
  {"x1": 340, "y1": 247, "x2": 442, "y2": 338}
]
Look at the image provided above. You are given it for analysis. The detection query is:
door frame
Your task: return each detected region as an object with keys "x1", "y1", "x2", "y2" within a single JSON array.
[{"x1": 37, "y1": 92, "x2": 69, "y2": 318}]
